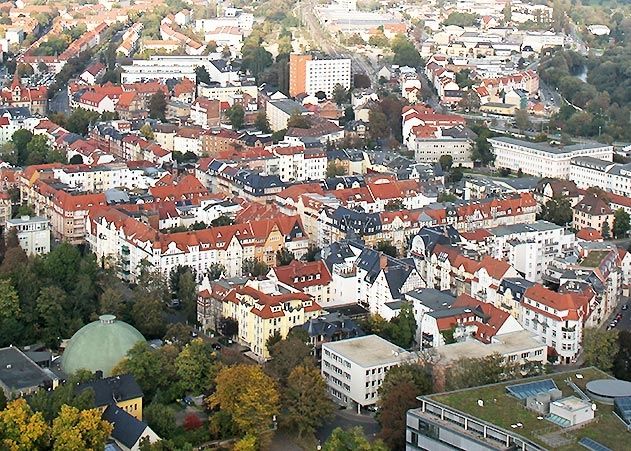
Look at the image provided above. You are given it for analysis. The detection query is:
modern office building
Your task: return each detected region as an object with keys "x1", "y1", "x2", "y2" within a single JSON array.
[
  {"x1": 321, "y1": 335, "x2": 414, "y2": 412},
  {"x1": 120, "y1": 55, "x2": 239, "y2": 85}
]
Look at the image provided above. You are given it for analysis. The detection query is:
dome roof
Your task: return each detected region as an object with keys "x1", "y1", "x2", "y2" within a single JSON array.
[{"x1": 61, "y1": 315, "x2": 145, "y2": 377}]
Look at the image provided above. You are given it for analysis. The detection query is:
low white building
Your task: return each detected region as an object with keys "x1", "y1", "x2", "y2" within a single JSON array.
[
  {"x1": 321, "y1": 335, "x2": 415, "y2": 412},
  {"x1": 570, "y1": 156, "x2": 631, "y2": 198},
  {"x1": 266, "y1": 99, "x2": 307, "y2": 132},
  {"x1": 491, "y1": 137, "x2": 614, "y2": 179},
  {"x1": 121, "y1": 55, "x2": 239, "y2": 85},
  {"x1": 6, "y1": 216, "x2": 50, "y2": 255}
]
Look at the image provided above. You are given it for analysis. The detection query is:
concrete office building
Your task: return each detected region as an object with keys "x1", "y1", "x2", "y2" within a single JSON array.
[
  {"x1": 121, "y1": 55, "x2": 239, "y2": 85},
  {"x1": 321, "y1": 335, "x2": 414, "y2": 412},
  {"x1": 5, "y1": 216, "x2": 50, "y2": 255},
  {"x1": 490, "y1": 137, "x2": 613, "y2": 179}
]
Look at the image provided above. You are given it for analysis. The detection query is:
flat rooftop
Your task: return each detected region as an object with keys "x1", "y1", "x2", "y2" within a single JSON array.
[
  {"x1": 323, "y1": 335, "x2": 412, "y2": 368},
  {"x1": 490, "y1": 137, "x2": 611, "y2": 155},
  {"x1": 434, "y1": 330, "x2": 546, "y2": 364},
  {"x1": 429, "y1": 367, "x2": 627, "y2": 450},
  {"x1": 0, "y1": 347, "x2": 54, "y2": 393}
]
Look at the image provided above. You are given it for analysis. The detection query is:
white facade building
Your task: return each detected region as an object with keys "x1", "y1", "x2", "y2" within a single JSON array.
[
  {"x1": 120, "y1": 55, "x2": 239, "y2": 85},
  {"x1": 486, "y1": 221, "x2": 576, "y2": 283},
  {"x1": 304, "y1": 58, "x2": 352, "y2": 97},
  {"x1": 6, "y1": 216, "x2": 50, "y2": 255},
  {"x1": 490, "y1": 137, "x2": 614, "y2": 179},
  {"x1": 321, "y1": 335, "x2": 414, "y2": 412},
  {"x1": 570, "y1": 157, "x2": 631, "y2": 198}
]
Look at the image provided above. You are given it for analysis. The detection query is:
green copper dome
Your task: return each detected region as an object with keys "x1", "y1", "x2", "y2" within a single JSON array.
[{"x1": 61, "y1": 315, "x2": 145, "y2": 377}]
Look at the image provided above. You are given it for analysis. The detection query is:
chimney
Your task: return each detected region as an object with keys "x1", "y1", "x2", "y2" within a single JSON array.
[{"x1": 379, "y1": 255, "x2": 388, "y2": 269}]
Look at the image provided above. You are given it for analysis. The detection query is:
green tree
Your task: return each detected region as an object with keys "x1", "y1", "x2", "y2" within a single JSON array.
[
  {"x1": 276, "y1": 247, "x2": 294, "y2": 266},
  {"x1": 326, "y1": 162, "x2": 346, "y2": 177},
  {"x1": 140, "y1": 123, "x2": 155, "y2": 140},
  {"x1": 195, "y1": 66, "x2": 211, "y2": 85},
  {"x1": 602, "y1": 220, "x2": 611, "y2": 239},
  {"x1": 377, "y1": 363, "x2": 433, "y2": 449},
  {"x1": 242, "y1": 46, "x2": 273, "y2": 81},
  {"x1": 538, "y1": 196, "x2": 573, "y2": 226},
  {"x1": 388, "y1": 303, "x2": 416, "y2": 349},
  {"x1": 207, "y1": 263, "x2": 226, "y2": 281},
  {"x1": 98, "y1": 286, "x2": 126, "y2": 317},
  {"x1": 50, "y1": 405, "x2": 112, "y2": 451},
  {"x1": 332, "y1": 84, "x2": 348, "y2": 106},
  {"x1": 368, "y1": 107, "x2": 388, "y2": 140},
  {"x1": 613, "y1": 209, "x2": 630, "y2": 239},
  {"x1": 323, "y1": 427, "x2": 388, "y2": 451},
  {"x1": 64, "y1": 108, "x2": 101, "y2": 136},
  {"x1": 0, "y1": 278, "x2": 22, "y2": 346},
  {"x1": 28, "y1": 371, "x2": 95, "y2": 423},
  {"x1": 376, "y1": 240, "x2": 398, "y2": 257},
  {"x1": 242, "y1": 258, "x2": 269, "y2": 277},
  {"x1": 583, "y1": 328, "x2": 619, "y2": 372},
  {"x1": 438, "y1": 154, "x2": 453, "y2": 171},
  {"x1": 304, "y1": 244, "x2": 321, "y2": 262},
  {"x1": 614, "y1": 331, "x2": 631, "y2": 381},
  {"x1": 443, "y1": 12, "x2": 479, "y2": 27},
  {"x1": 284, "y1": 364, "x2": 334, "y2": 438},
  {"x1": 287, "y1": 111, "x2": 310, "y2": 129},
  {"x1": 254, "y1": 111, "x2": 271, "y2": 133},
  {"x1": 514, "y1": 108, "x2": 531, "y2": 132},
  {"x1": 266, "y1": 332, "x2": 312, "y2": 384},
  {"x1": 225, "y1": 104, "x2": 245, "y2": 130},
  {"x1": 177, "y1": 269, "x2": 197, "y2": 323},
  {"x1": 208, "y1": 364, "x2": 280, "y2": 437},
  {"x1": 35, "y1": 287, "x2": 67, "y2": 348},
  {"x1": 0, "y1": 399, "x2": 50, "y2": 450},
  {"x1": 144, "y1": 403, "x2": 177, "y2": 439},
  {"x1": 391, "y1": 34, "x2": 422, "y2": 68},
  {"x1": 149, "y1": 91, "x2": 167, "y2": 121},
  {"x1": 446, "y1": 353, "x2": 518, "y2": 391},
  {"x1": 175, "y1": 338, "x2": 218, "y2": 394},
  {"x1": 11, "y1": 129, "x2": 34, "y2": 166}
]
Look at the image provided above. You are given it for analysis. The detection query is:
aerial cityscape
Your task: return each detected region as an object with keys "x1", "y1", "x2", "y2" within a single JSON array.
[{"x1": 0, "y1": 0, "x2": 630, "y2": 449}]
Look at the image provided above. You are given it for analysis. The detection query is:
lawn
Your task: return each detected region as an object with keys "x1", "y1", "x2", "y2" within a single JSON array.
[{"x1": 431, "y1": 368, "x2": 630, "y2": 450}]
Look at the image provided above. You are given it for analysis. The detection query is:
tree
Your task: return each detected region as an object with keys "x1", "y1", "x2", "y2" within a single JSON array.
[
  {"x1": 0, "y1": 399, "x2": 50, "y2": 450},
  {"x1": 266, "y1": 333, "x2": 312, "y2": 384},
  {"x1": 64, "y1": 108, "x2": 101, "y2": 136},
  {"x1": 225, "y1": 104, "x2": 245, "y2": 130},
  {"x1": 140, "y1": 124, "x2": 155, "y2": 140},
  {"x1": 438, "y1": 154, "x2": 453, "y2": 171},
  {"x1": 388, "y1": 303, "x2": 417, "y2": 349},
  {"x1": 183, "y1": 413, "x2": 203, "y2": 431},
  {"x1": 284, "y1": 364, "x2": 334, "y2": 437},
  {"x1": 276, "y1": 247, "x2": 294, "y2": 266},
  {"x1": 323, "y1": 427, "x2": 388, "y2": 451},
  {"x1": 376, "y1": 240, "x2": 398, "y2": 257},
  {"x1": 175, "y1": 338, "x2": 218, "y2": 394},
  {"x1": 444, "y1": 12, "x2": 479, "y2": 27},
  {"x1": 11, "y1": 128, "x2": 34, "y2": 166},
  {"x1": 538, "y1": 196, "x2": 573, "y2": 226},
  {"x1": 602, "y1": 220, "x2": 611, "y2": 240},
  {"x1": 455, "y1": 69, "x2": 474, "y2": 89},
  {"x1": 51, "y1": 405, "x2": 112, "y2": 451},
  {"x1": 287, "y1": 111, "x2": 310, "y2": 129},
  {"x1": 26, "y1": 135, "x2": 55, "y2": 165},
  {"x1": 0, "y1": 279, "x2": 22, "y2": 347},
  {"x1": 377, "y1": 363, "x2": 433, "y2": 449},
  {"x1": 149, "y1": 91, "x2": 167, "y2": 121},
  {"x1": 614, "y1": 331, "x2": 631, "y2": 381},
  {"x1": 391, "y1": 35, "x2": 422, "y2": 68},
  {"x1": 207, "y1": 263, "x2": 226, "y2": 281},
  {"x1": 437, "y1": 192, "x2": 457, "y2": 202},
  {"x1": 242, "y1": 46, "x2": 273, "y2": 81},
  {"x1": 163, "y1": 323, "x2": 194, "y2": 347},
  {"x1": 144, "y1": 403, "x2": 177, "y2": 439},
  {"x1": 583, "y1": 328, "x2": 619, "y2": 372},
  {"x1": 332, "y1": 84, "x2": 348, "y2": 106},
  {"x1": 98, "y1": 286, "x2": 126, "y2": 317},
  {"x1": 208, "y1": 364, "x2": 280, "y2": 437},
  {"x1": 218, "y1": 317, "x2": 238, "y2": 337},
  {"x1": 514, "y1": 108, "x2": 531, "y2": 132},
  {"x1": 326, "y1": 162, "x2": 346, "y2": 177},
  {"x1": 254, "y1": 111, "x2": 271, "y2": 133},
  {"x1": 176, "y1": 268, "x2": 197, "y2": 323},
  {"x1": 195, "y1": 66, "x2": 211, "y2": 85},
  {"x1": 242, "y1": 258, "x2": 269, "y2": 277},
  {"x1": 35, "y1": 286, "x2": 67, "y2": 348},
  {"x1": 304, "y1": 244, "x2": 320, "y2": 262},
  {"x1": 210, "y1": 215, "x2": 233, "y2": 227},
  {"x1": 446, "y1": 353, "x2": 518, "y2": 391},
  {"x1": 233, "y1": 434, "x2": 257, "y2": 451},
  {"x1": 613, "y1": 209, "x2": 630, "y2": 239}
]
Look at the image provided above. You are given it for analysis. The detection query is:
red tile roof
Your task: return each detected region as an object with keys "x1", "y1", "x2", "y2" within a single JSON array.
[{"x1": 272, "y1": 260, "x2": 332, "y2": 290}]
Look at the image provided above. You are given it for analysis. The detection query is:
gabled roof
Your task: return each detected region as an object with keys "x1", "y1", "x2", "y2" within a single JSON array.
[
  {"x1": 77, "y1": 374, "x2": 143, "y2": 407},
  {"x1": 102, "y1": 405, "x2": 151, "y2": 449},
  {"x1": 272, "y1": 260, "x2": 332, "y2": 289}
]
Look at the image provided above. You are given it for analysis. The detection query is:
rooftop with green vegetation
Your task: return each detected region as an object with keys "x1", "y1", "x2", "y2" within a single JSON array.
[
  {"x1": 429, "y1": 367, "x2": 628, "y2": 451},
  {"x1": 579, "y1": 250, "x2": 610, "y2": 268}
]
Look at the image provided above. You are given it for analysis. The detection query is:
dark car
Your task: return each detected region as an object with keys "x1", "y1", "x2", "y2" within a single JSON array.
[{"x1": 211, "y1": 343, "x2": 222, "y2": 351}]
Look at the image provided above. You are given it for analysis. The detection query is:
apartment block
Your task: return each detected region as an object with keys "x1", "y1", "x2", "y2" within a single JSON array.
[{"x1": 5, "y1": 216, "x2": 50, "y2": 255}]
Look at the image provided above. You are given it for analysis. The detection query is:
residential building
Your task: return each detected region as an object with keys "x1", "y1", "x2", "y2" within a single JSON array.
[
  {"x1": 521, "y1": 283, "x2": 593, "y2": 364},
  {"x1": 0, "y1": 72, "x2": 48, "y2": 115},
  {"x1": 409, "y1": 125, "x2": 476, "y2": 168},
  {"x1": 102, "y1": 405, "x2": 160, "y2": 451},
  {"x1": 76, "y1": 374, "x2": 144, "y2": 421},
  {"x1": 570, "y1": 157, "x2": 631, "y2": 198},
  {"x1": 199, "y1": 278, "x2": 322, "y2": 360},
  {"x1": 5, "y1": 215, "x2": 50, "y2": 255},
  {"x1": 267, "y1": 259, "x2": 332, "y2": 307},
  {"x1": 321, "y1": 335, "x2": 414, "y2": 412},
  {"x1": 573, "y1": 194, "x2": 613, "y2": 233},
  {"x1": 490, "y1": 137, "x2": 614, "y2": 179},
  {"x1": 298, "y1": 312, "x2": 364, "y2": 361},
  {"x1": 266, "y1": 99, "x2": 307, "y2": 132},
  {"x1": 0, "y1": 192, "x2": 11, "y2": 228},
  {"x1": 289, "y1": 54, "x2": 352, "y2": 97}
]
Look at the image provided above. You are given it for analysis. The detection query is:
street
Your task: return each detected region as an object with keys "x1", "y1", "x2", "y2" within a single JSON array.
[{"x1": 49, "y1": 88, "x2": 69, "y2": 114}]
